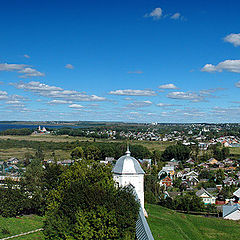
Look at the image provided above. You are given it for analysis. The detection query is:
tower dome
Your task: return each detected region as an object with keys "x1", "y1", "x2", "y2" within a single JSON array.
[
  {"x1": 113, "y1": 147, "x2": 145, "y2": 175},
  {"x1": 113, "y1": 146, "x2": 145, "y2": 209}
]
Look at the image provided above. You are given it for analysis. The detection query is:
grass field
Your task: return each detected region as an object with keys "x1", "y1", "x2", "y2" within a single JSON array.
[
  {"x1": 0, "y1": 134, "x2": 175, "y2": 160},
  {"x1": 146, "y1": 204, "x2": 240, "y2": 240},
  {"x1": 229, "y1": 147, "x2": 240, "y2": 156},
  {"x1": 0, "y1": 215, "x2": 44, "y2": 239}
]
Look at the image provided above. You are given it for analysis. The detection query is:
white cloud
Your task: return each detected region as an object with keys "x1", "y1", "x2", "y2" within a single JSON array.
[
  {"x1": 235, "y1": 81, "x2": 240, "y2": 87},
  {"x1": 24, "y1": 54, "x2": 30, "y2": 58},
  {"x1": 6, "y1": 100, "x2": 21, "y2": 104},
  {"x1": 201, "y1": 60, "x2": 240, "y2": 73},
  {"x1": 48, "y1": 100, "x2": 72, "y2": 104},
  {"x1": 159, "y1": 83, "x2": 178, "y2": 89},
  {"x1": 19, "y1": 67, "x2": 45, "y2": 78},
  {"x1": 171, "y1": 13, "x2": 180, "y2": 20},
  {"x1": 145, "y1": 8, "x2": 163, "y2": 20},
  {"x1": 127, "y1": 100, "x2": 152, "y2": 108},
  {"x1": 12, "y1": 81, "x2": 106, "y2": 102},
  {"x1": 156, "y1": 103, "x2": 177, "y2": 107},
  {"x1": 109, "y1": 89, "x2": 156, "y2": 96},
  {"x1": 224, "y1": 33, "x2": 240, "y2": 47},
  {"x1": 0, "y1": 63, "x2": 27, "y2": 71},
  {"x1": 69, "y1": 104, "x2": 84, "y2": 109},
  {"x1": 0, "y1": 90, "x2": 8, "y2": 100},
  {"x1": 65, "y1": 64, "x2": 74, "y2": 69},
  {"x1": 0, "y1": 63, "x2": 44, "y2": 78},
  {"x1": 128, "y1": 70, "x2": 143, "y2": 74},
  {"x1": 167, "y1": 91, "x2": 205, "y2": 102}
]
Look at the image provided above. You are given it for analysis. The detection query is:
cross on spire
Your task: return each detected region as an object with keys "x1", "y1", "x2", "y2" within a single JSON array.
[{"x1": 126, "y1": 144, "x2": 131, "y2": 156}]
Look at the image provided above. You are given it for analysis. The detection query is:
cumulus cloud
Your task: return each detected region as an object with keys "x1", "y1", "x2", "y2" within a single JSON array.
[
  {"x1": 0, "y1": 63, "x2": 44, "y2": 78},
  {"x1": 127, "y1": 100, "x2": 152, "y2": 108},
  {"x1": 65, "y1": 64, "x2": 74, "y2": 69},
  {"x1": 201, "y1": 60, "x2": 240, "y2": 73},
  {"x1": 69, "y1": 104, "x2": 84, "y2": 109},
  {"x1": 48, "y1": 100, "x2": 72, "y2": 104},
  {"x1": 109, "y1": 89, "x2": 156, "y2": 96},
  {"x1": 224, "y1": 33, "x2": 240, "y2": 47},
  {"x1": 156, "y1": 103, "x2": 178, "y2": 107},
  {"x1": 0, "y1": 63, "x2": 27, "y2": 71},
  {"x1": 0, "y1": 90, "x2": 8, "y2": 100},
  {"x1": 145, "y1": 8, "x2": 163, "y2": 20},
  {"x1": 167, "y1": 91, "x2": 205, "y2": 102},
  {"x1": 19, "y1": 67, "x2": 45, "y2": 78},
  {"x1": 159, "y1": 83, "x2": 178, "y2": 89},
  {"x1": 12, "y1": 81, "x2": 106, "y2": 102},
  {"x1": 128, "y1": 70, "x2": 143, "y2": 74},
  {"x1": 235, "y1": 81, "x2": 240, "y2": 87},
  {"x1": 171, "y1": 13, "x2": 181, "y2": 20}
]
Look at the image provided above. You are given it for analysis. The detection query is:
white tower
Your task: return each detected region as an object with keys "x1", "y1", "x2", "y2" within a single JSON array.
[{"x1": 113, "y1": 146, "x2": 145, "y2": 209}]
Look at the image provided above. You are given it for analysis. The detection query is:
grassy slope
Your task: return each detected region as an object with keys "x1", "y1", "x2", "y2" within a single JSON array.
[
  {"x1": 0, "y1": 215, "x2": 44, "y2": 239},
  {"x1": 146, "y1": 204, "x2": 240, "y2": 240}
]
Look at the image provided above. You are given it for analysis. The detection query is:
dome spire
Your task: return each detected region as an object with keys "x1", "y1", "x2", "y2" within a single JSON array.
[{"x1": 126, "y1": 144, "x2": 131, "y2": 156}]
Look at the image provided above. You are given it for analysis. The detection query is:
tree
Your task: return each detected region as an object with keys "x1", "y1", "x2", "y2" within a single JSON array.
[
  {"x1": 71, "y1": 146, "x2": 84, "y2": 159},
  {"x1": 84, "y1": 145, "x2": 101, "y2": 160},
  {"x1": 0, "y1": 179, "x2": 26, "y2": 217},
  {"x1": 35, "y1": 147, "x2": 44, "y2": 161},
  {"x1": 21, "y1": 158, "x2": 46, "y2": 215},
  {"x1": 44, "y1": 160, "x2": 139, "y2": 239},
  {"x1": 161, "y1": 144, "x2": 191, "y2": 162}
]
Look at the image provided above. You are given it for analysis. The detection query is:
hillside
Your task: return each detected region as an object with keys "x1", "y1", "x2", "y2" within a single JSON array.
[
  {"x1": 146, "y1": 204, "x2": 240, "y2": 240},
  {"x1": 0, "y1": 215, "x2": 43, "y2": 239}
]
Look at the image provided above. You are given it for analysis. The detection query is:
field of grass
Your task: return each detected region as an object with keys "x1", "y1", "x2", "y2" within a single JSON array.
[
  {"x1": 0, "y1": 147, "x2": 71, "y2": 161},
  {"x1": 229, "y1": 147, "x2": 240, "y2": 156},
  {"x1": 0, "y1": 134, "x2": 175, "y2": 160},
  {"x1": 146, "y1": 204, "x2": 240, "y2": 240},
  {"x1": 0, "y1": 215, "x2": 44, "y2": 239}
]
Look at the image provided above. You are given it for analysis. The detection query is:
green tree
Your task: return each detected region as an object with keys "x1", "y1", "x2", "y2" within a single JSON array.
[
  {"x1": 84, "y1": 145, "x2": 101, "y2": 160},
  {"x1": 44, "y1": 160, "x2": 139, "y2": 239},
  {"x1": 161, "y1": 144, "x2": 191, "y2": 162},
  {"x1": 71, "y1": 147, "x2": 84, "y2": 159}
]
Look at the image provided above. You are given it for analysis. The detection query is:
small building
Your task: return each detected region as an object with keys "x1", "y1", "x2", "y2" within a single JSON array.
[
  {"x1": 223, "y1": 202, "x2": 240, "y2": 220},
  {"x1": 160, "y1": 176, "x2": 172, "y2": 187},
  {"x1": 196, "y1": 188, "x2": 216, "y2": 204}
]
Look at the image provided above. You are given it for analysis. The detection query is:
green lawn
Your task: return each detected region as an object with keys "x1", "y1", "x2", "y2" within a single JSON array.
[
  {"x1": 0, "y1": 215, "x2": 44, "y2": 239},
  {"x1": 146, "y1": 204, "x2": 240, "y2": 240}
]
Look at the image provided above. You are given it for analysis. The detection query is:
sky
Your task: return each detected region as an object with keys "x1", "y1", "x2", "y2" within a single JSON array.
[{"x1": 1, "y1": 0, "x2": 240, "y2": 123}]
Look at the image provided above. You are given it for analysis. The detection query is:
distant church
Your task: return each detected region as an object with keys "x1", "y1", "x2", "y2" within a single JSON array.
[{"x1": 113, "y1": 146, "x2": 154, "y2": 240}]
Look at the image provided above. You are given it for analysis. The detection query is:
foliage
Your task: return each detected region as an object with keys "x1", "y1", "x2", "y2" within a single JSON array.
[
  {"x1": 159, "y1": 192, "x2": 207, "y2": 213},
  {"x1": 44, "y1": 160, "x2": 139, "y2": 239},
  {"x1": 0, "y1": 128, "x2": 33, "y2": 136},
  {"x1": 71, "y1": 146, "x2": 84, "y2": 159},
  {"x1": 0, "y1": 180, "x2": 26, "y2": 217},
  {"x1": 161, "y1": 144, "x2": 191, "y2": 162},
  {"x1": 144, "y1": 175, "x2": 161, "y2": 204}
]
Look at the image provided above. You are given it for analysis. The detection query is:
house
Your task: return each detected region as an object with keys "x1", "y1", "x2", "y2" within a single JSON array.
[
  {"x1": 186, "y1": 158, "x2": 195, "y2": 165},
  {"x1": 223, "y1": 177, "x2": 236, "y2": 186},
  {"x1": 184, "y1": 176, "x2": 199, "y2": 186},
  {"x1": 233, "y1": 188, "x2": 240, "y2": 203},
  {"x1": 182, "y1": 171, "x2": 199, "y2": 180},
  {"x1": 223, "y1": 202, "x2": 240, "y2": 220},
  {"x1": 196, "y1": 188, "x2": 216, "y2": 204},
  {"x1": 160, "y1": 176, "x2": 172, "y2": 187},
  {"x1": 158, "y1": 166, "x2": 175, "y2": 179},
  {"x1": 208, "y1": 158, "x2": 218, "y2": 165},
  {"x1": 7, "y1": 157, "x2": 19, "y2": 165}
]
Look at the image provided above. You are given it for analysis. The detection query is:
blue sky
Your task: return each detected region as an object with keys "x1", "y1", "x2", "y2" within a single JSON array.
[{"x1": 1, "y1": 0, "x2": 240, "y2": 122}]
